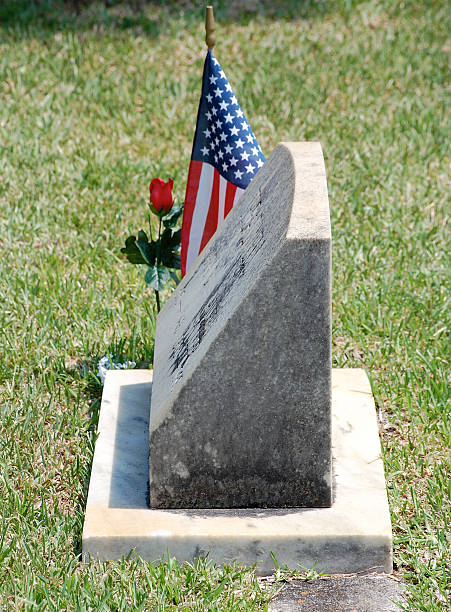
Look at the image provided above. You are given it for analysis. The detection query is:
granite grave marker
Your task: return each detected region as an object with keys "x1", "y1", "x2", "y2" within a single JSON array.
[{"x1": 149, "y1": 141, "x2": 331, "y2": 509}]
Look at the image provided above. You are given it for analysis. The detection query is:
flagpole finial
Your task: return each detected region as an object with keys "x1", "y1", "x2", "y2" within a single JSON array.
[{"x1": 205, "y1": 6, "x2": 215, "y2": 50}]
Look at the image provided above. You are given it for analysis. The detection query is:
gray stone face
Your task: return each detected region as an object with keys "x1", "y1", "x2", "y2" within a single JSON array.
[
  {"x1": 149, "y1": 142, "x2": 332, "y2": 508},
  {"x1": 268, "y1": 577, "x2": 405, "y2": 612}
]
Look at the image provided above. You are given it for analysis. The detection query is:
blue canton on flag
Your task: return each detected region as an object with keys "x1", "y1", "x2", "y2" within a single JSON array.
[{"x1": 181, "y1": 50, "x2": 265, "y2": 276}]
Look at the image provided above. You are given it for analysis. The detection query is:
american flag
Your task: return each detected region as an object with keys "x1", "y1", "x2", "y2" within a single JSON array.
[{"x1": 180, "y1": 49, "x2": 265, "y2": 276}]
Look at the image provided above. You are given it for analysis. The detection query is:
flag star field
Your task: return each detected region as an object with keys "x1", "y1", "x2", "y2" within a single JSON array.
[
  {"x1": 193, "y1": 53, "x2": 265, "y2": 188},
  {"x1": 181, "y1": 50, "x2": 265, "y2": 276}
]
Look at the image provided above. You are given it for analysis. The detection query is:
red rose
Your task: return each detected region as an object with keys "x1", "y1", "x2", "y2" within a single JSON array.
[{"x1": 149, "y1": 178, "x2": 174, "y2": 216}]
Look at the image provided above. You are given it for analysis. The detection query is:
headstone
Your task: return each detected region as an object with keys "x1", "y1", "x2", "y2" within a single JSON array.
[{"x1": 149, "y1": 142, "x2": 331, "y2": 509}]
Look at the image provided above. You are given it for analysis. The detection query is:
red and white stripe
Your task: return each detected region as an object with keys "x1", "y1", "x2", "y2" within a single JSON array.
[{"x1": 181, "y1": 160, "x2": 244, "y2": 276}]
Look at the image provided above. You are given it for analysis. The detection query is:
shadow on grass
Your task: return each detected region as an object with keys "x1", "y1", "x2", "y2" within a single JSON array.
[
  {"x1": 69, "y1": 366, "x2": 103, "y2": 557},
  {"x1": 1, "y1": 0, "x2": 337, "y2": 39}
]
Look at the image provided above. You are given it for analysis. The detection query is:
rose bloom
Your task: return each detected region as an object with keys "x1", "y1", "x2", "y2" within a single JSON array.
[{"x1": 149, "y1": 177, "x2": 174, "y2": 216}]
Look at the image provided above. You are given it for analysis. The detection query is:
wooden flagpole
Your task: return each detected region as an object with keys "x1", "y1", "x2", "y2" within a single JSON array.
[{"x1": 205, "y1": 6, "x2": 216, "y2": 50}]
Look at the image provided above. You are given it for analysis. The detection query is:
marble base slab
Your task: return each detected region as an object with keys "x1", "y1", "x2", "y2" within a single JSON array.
[{"x1": 82, "y1": 368, "x2": 392, "y2": 576}]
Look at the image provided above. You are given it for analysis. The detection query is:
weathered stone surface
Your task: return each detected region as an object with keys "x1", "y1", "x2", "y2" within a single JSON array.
[
  {"x1": 149, "y1": 142, "x2": 332, "y2": 508},
  {"x1": 268, "y1": 576, "x2": 405, "y2": 611},
  {"x1": 82, "y1": 369, "x2": 393, "y2": 575}
]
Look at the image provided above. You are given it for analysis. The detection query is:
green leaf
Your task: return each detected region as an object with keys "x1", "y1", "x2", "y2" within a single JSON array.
[
  {"x1": 121, "y1": 236, "x2": 147, "y2": 265},
  {"x1": 169, "y1": 228, "x2": 181, "y2": 247},
  {"x1": 136, "y1": 230, "x2": 156, "y2": 266},
  {"x1": 158, "y1": 227, "x2": 181, "y2": 269},
  {"x1": 160, "y1": 250, "x2": 181, "y2": 269},
  {"x1": 144, "y1": 265, "x2": 170, "y2": 291},
  {"x1": 159, "y1": 227, "x2": 172, "y2": 251},
  {"x1": 160, "y1": 227, "x2": 181, "y2": 250},
  {"x1": 169, "y1": 270, "x2": 180, "y2": 285},
  {"x1": 162, "y1": 203, "x2": 184, "y2": 228}
]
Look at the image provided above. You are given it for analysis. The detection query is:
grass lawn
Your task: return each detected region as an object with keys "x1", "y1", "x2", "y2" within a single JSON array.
[{"x1": 0, "y1": 0, "x2": 449, "y2": 609}]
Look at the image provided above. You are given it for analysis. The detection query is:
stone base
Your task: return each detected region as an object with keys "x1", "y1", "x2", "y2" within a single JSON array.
[
  {"x1": 82, "y1": 368, "x2": 392, "y2": 576},
  {"x1": 268, "y1": 576, "x2": 404, "y2": 611}
]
